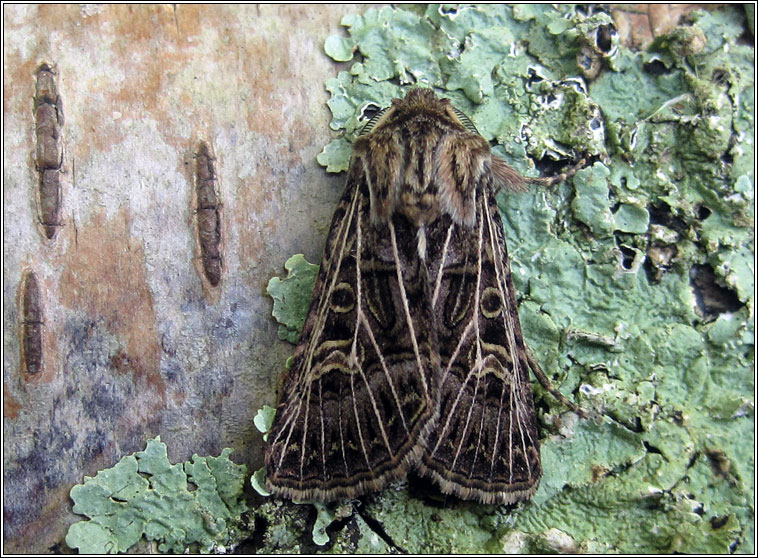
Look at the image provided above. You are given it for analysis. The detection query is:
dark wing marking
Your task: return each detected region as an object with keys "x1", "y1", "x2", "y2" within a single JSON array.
[
  {"x1": 418, "y1": 180, "x2": 541, "y2": 504},
  {"x1": 265, "y1": 167, "x2": 438, "y2": 502}
]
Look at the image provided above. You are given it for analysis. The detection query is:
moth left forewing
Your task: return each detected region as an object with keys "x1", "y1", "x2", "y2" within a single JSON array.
[
  {"x1": 420, "y1": 163, "x2": 541, "y2": 505},
  {"x1": 265, "y1": 173, "x2": 364, "y2": 501},
  {"x1": 266, "y1": 140, "x2": 439, "y2": 502}
]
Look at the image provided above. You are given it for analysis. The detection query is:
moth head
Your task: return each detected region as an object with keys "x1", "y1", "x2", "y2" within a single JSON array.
[{"x1": 358, "y1": 88, "x2": 483, "y2": 138}]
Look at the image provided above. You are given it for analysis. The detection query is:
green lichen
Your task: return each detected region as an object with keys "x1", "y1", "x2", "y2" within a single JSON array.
[
  {"x1": 311, "y1": 502, "x2": 335, "y2": 546},
  {"x1": 253, "y1": 404, "x2": 276, "y2": 442},
  {"x1": 263, "y1": 3, "x2": 753, "y2": 554},
  {"x1": 65, "y1": 437, "x2": 248, "y2": 554},
  {"x1": 266, "y1": 254, "x2": 319, "y2": 343},
  {"x1": 251, "y1": 467, "x2": 271, "y2": 498},
  {"x1": 251, "y1": 498, "x2": 392, "y2": 553}
]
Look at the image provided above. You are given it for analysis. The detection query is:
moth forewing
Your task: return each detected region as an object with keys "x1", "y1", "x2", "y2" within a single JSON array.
[
  {"x1": 267, "y1": 87, "x2": 555, "y2": 504},
  {"x1": 265, "y1": 123, "x2": 439, "y2": 502}
]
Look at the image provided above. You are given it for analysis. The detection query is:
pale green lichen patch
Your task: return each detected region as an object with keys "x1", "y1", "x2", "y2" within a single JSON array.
[
  {"x1": 534, "y1": 416, "x2": 647, "y2": 505},
  {"x1": 614, "y1": 203, "x2": 650, "y2": 234},
  {"x1": 570, "y1": 163, "x2": 614, "y2": 237},
  {"x1": 324, "y1": 34, "x2": 356, "y2": 62},
  {"x1": 253, "y1": 404, "x2": 276, "y2": 441},
  {"x1": 517, "y1": 452, "x2": 743, "y2": 553},
  {"x1": 263, "y1": 3, "x2": 753, "y2": 554},
  {"x1": 315, "y1": 136, "x2": 352, "y2": 173},
  {"x1": 311, "y1": 502, "x2": 335, "y2": 546},
  {"x1": 65, "y1": 437, "x2": 248, "y2": 554},
  {"x1": 251, "y1": 468, "x2": 271, "y2": 497},
  {"x1": 266, "y1": 254, "x2": 319, "y2": 343}
]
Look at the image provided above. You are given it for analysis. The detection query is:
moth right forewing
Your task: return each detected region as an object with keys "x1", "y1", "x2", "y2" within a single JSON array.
[
  {"x1": 478, "y1": 183, "x2": 542, "y2": 500},
  {"x1": 266, "y1": 156, "x2": 438, "y2": 501}
]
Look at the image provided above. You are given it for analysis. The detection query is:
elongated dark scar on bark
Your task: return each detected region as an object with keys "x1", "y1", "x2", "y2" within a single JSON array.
[
  {"x1": 20, "y1": 272, "x2": 44, "y2": 376},
  {"x1": 34, "y1": 63, "x2": 64, "y2": 240},
  {"x1": 195, "y1": 142, "x2": 222, "y2": 286}
]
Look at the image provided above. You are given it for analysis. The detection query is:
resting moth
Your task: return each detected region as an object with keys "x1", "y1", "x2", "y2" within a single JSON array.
[{"x1": 266, "y1": 87, "x2": 584, "y2": 504}]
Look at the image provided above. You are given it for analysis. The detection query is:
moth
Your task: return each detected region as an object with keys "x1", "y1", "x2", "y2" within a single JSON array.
[{"x1": 266, "y1": 88, "x2": 584, "y2": 504}]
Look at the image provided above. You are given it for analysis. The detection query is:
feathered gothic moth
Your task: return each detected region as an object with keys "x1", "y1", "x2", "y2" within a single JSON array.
[{"x1": 266, "y1": 87, "x2": 582, "y2": 505}]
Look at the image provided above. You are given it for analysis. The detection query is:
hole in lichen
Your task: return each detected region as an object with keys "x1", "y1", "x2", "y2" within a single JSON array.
[
  {"x1": 596, "y1": 24, "x2": 615, "y2": 53},
  {"x1": 359, "y1": 103, "x2": 382, "y2": 122},
  {"x1": 705, "y1": 449, "x2": 731, "y2": 477},
  {"x1": 711, "y1": 68, "x2": 729, "y2": 86},
  {"x1": 526, "y1": 67, "x2": 544, "y2": 86},
  {"x1": 711, "y1": 515, "x2": 730, "y2": 529},
  {"x1": 643, "y1": 59, "x2": 671, "y2": 75},
  {"x1": 532, "y1": 153, "x2": 575, "y2": 177},
  {"x1": 696, "y1": 204, "x2": 712, "y2": 220},
  {"x1": 643, "y1": 441, "x2": 664, "y2": 456},
  {"x1": 690, "y1": 264, "x2": 743, "y2": 318},
  {"x1": 649, "y1": 202, "x2": 688, "y2": 233},
  {"x1": 629, "y1": 416, "x2": 644, "y2": 433},
  {"x1": 618, "y1": 244, "x2": 636, "y2": 270}
]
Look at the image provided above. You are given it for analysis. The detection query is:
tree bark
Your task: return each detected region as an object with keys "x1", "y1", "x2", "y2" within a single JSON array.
[{"x1": 2, "y1": 5, "x2": 351, "y2": 552}]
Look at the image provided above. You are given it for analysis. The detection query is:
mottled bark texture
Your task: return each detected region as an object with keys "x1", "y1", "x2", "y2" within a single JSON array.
[{"x1": 3, "y1": 5, "x2": 353, "y2": 553}]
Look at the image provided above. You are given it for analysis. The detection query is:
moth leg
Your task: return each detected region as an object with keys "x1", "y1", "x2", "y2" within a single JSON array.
[
  {"x1": 526, "y1": 156, "x2": 588, "y2": 187},
  {"x1": 524, "y1": 346, "x2": 589, "y2": 419},
  {"x1": 491, "y1": 155, "x2": 589, "y2": 192}
]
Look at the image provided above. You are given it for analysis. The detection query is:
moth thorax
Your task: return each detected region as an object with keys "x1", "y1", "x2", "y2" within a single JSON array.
[{"x1": 398, "y1": 190, "x2": 440, "y2": 228}]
